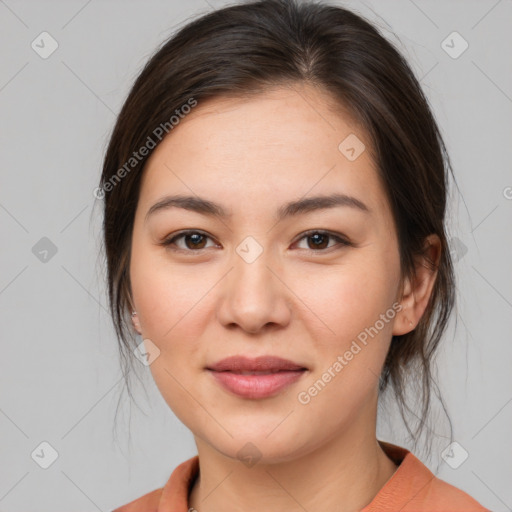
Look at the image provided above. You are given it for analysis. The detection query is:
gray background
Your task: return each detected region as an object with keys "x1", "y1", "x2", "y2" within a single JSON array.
[{"x1": 1, "y1": 0, "x2": 511, "y2": 510}]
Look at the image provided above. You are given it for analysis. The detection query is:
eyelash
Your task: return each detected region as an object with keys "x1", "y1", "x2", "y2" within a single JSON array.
[{"x1": 160, "y1": 229, "x2": 353, "y2": 255}]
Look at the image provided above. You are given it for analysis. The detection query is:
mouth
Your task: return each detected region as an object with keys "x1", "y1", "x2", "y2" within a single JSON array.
[
  {"x1": 224, "y1": 370, "x2": 298, "y2": 375},
  {"x1": 206, "y1": 355, "x2": 308, "y2": 399},
  {"x1": 206, "y1": 355, "x2": 308, "y2": 373}
]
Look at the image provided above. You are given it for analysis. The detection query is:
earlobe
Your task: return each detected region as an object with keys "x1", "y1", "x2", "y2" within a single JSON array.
[
  {"x1": 131, "y1": 310, "x2": 142, "y2": 335},
  {"x1": 392, "y1": 277, "x2": 415, "y2": 336}
]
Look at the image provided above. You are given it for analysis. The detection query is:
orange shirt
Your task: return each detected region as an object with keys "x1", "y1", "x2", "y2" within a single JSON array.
[{"x1": 112, "y1": 441, "x2": 490, "y2": 511}]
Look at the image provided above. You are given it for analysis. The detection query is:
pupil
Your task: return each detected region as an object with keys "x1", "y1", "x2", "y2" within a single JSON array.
[
  {"x1": 188, "y1": 233, "x2": 205, "y2": 249},
  {"x1": 310, "y1": 233, "x2": 327, "y2": 249}
]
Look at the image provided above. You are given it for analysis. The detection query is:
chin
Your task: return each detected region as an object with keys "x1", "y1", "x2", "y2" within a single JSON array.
[{"x1": 199, "y1": 421, "x2": 316, "y2": 466}]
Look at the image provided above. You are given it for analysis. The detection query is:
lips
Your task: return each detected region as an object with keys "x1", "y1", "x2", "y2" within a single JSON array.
[
  {"x1": 206, "y1": 355, "x2": 307, "y2": 373},
  {"x1": 206, "y1": 355, "x2": 308, "y2": 399}
]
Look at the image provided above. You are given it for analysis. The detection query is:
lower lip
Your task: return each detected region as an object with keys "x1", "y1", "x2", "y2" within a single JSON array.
[{"x1": 208, "y1": 370, "x2": 306, "y2": 399}]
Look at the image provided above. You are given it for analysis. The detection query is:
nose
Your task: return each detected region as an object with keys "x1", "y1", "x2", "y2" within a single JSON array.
[{"x1": 216, "y1": 245, "x2": 292, "y2": 334}]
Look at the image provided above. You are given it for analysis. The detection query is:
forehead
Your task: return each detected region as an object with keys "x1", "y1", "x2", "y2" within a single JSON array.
[{"x1": 138, "y1": 84, "x2": 390, "y2": 222}]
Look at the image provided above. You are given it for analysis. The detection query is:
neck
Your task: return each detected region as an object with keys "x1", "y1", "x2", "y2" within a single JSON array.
[{"x1": 188, "y1": 411, "x2": 398, "y2": 512}]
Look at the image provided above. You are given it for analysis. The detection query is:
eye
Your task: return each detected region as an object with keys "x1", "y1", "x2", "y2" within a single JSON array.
[
  {"x1": 161, "y1": 230, "x2": 218, "y2": 253},
  {"x1": 160, "y1": 229, "x2": 352, "y2": 255},
  {"x1": 293, "y1": 230, "x2": 352, "y2": 252}
]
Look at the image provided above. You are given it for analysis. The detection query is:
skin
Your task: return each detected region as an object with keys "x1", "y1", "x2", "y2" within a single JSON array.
[{"x1": 129, "y1": 83, "x2": 440, "y2": 512}]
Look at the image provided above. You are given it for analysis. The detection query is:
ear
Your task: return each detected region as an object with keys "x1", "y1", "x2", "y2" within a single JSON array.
[
  {"x1": 393, "y1": 234, "x2": 441, "y2": 336},
  {"x1": 131, "y1": 310, "x2": 142, "y2": 335}
]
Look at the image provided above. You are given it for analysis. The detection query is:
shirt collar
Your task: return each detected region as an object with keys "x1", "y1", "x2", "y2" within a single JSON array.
[{"x1": 157, "y1": 440, "x2": 433, "y2": 512}]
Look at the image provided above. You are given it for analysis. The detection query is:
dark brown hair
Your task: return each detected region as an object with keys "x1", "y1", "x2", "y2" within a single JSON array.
[{"x1": 98, "y1": 0, "x2": 456, "y2": 457}]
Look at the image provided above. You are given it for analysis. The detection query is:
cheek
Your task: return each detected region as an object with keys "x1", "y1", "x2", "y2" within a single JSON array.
[
  {"x1": 130, "y1": 255, "x2": 208, "y2": 425},
  {"x1": 293, "y1": 249, "x2": 400, "y2": 406},
  {"x1": 129, "y1": 251, "x2": 212, "y2": 423},
  {"x1": 294, "y1": 281, "x2": 395, "y2": 429},
  {"x1": 130, "y1": 241, "x2": 207, "y2": 340},
  {"x1": 294, "y1": 254, "x2": 399, "y2": 348}
]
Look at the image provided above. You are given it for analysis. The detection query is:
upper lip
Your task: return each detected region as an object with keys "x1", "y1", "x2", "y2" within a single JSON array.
[{"x1": 207, "y1": 355, "x2": 307, "y2": 372}]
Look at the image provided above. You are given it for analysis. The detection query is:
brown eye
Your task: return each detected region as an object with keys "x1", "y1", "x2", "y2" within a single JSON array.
[
  {"x1": 161, "y1": 230, "x2": 216, "y2": 253},
  {"x1": 307, "y1": 232, "x2": 329, "y2": 250},
  {"x1": 295, "y1": 230, "x2": 352, "y2": 252},
  {"x1": 161, "y1": 229, "x2": 352, "y2": 255},
  {"x1": 182, "y1": 232, "x2": 207, "y2": 249}
]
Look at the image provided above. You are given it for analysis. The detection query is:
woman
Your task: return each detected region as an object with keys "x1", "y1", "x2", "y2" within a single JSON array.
[{"x1": 99, "y1": 0, "x2": 490, "y2": 510}]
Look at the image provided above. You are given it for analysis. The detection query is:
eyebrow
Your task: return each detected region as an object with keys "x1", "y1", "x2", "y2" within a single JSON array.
[{"x1": 145, "y1": 192, "x2": 371, "y2": 224}]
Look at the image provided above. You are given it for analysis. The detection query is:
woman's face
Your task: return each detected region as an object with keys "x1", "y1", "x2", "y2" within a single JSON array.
[{"x1": 129, "y1": 84, "x2": 407, "y2": 462}]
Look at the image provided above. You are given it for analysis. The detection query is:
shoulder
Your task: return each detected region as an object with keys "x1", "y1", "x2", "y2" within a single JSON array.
[
  {"x1": 110, "y1": 455, "x2": 199, "y2": 512},
  {"x1": 366, "y1": 441, "x2": 491, "y2": 512},
  {"x1": 418, "y1": 475, "x2": 490, "y2": 511},
  {"x1": 111, "y1": 487, "x2": 163, "y2": 512}
]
